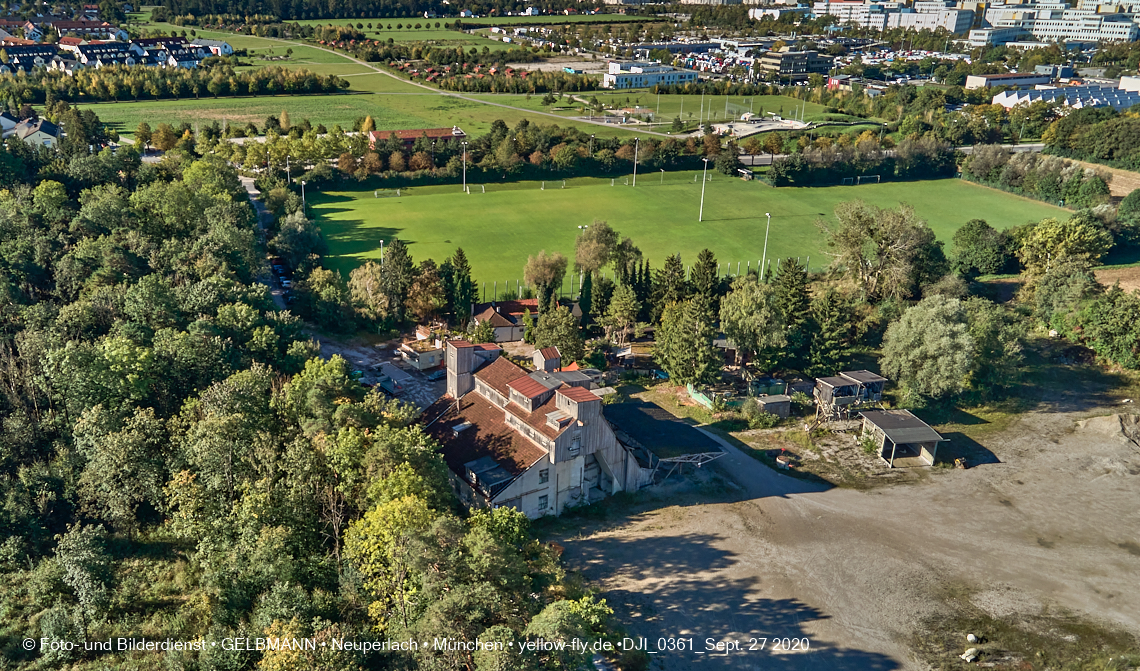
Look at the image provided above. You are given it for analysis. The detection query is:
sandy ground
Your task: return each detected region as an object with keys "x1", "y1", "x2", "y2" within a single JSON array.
[
  {"x1": 1072, "y1": 158, "x2": 1140, "y2": 198},
  {"x1": 556, "y1": 401, "x2": 1140, "y2": 669},
  {"x1": 1095, "y1": 265, "x2": 1140, "y2": 294},
  {"x1": 508, "y1": 57, "x2": 608, "y2": 73}
]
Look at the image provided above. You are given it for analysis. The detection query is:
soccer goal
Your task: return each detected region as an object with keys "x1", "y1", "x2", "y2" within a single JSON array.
[
  {"x1": 856, "y1": 175, "x2": 881, "y2": 185},
  {"x1": 841, "y1": 177, "x2": 855, "y2": 186}
]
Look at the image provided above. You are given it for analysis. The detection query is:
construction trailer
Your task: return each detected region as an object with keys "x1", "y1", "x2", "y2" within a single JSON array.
[{"x1": 859, "y1": 409, "x2": 946, "y2": 467}]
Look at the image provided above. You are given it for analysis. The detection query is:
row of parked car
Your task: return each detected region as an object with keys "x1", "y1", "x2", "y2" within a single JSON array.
[{"x1": 270, "y1": 257, "x2": 295, "y2": 303}]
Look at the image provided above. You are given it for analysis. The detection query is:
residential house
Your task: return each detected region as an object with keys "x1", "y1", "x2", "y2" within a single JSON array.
[
  {"x1": 48, "y1": 19, "x2": 127, "y2": 41},
  {"x1": 427, "y1": 340, "x2": 645, "y2": 518},
  {"x1": 191, "y1": 38, "x2": 233, "y2": 56},
  {"x1": 12, "y1": 118, "x2": 59, "y2": 148},
  {"x1": 471, "y1": 298, "x2": 538, "y2": 342},
  {"x1": 0, "y1": 111, "x2": 17, "y2": 134},
  {"x1": 165, "y1": 45, "x2": 207, "y2": 68}
]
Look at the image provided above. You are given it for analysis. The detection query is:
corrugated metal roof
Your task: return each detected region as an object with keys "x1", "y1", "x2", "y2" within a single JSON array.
[
  {"x1": 861, "y1": 410, "x2": 945, "y2": 445},
  {"x1": 508, "y1": 376, "x2": 550, "y2": 398},
  {"x1": 559, "y1": 385, "x2": 599, "y2": 403}
]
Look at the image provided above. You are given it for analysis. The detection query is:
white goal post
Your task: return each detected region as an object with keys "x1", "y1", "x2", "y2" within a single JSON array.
[{"x1": 856, "y1": 175, "x2": 881, "y2": 185}]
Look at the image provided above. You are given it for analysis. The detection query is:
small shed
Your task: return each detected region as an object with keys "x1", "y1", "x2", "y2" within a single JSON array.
[
  {"x1": 533, "y1": 346, "x2": 561, "y2": 372},
  {"x1": 757, "y1": 394, "x2": 791, "y2": 418},
  {"x1": 860, "y1": 410, "x2": 946, "y2": 468}
]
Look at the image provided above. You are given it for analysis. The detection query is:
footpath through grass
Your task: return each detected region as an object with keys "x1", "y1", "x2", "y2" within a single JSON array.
[{"x1": 311, "y1": 173, "x2": 1067, "y2": 287}]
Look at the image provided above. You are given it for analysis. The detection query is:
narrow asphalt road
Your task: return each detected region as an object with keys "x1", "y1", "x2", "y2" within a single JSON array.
[{"x1": 239, "y1": 175, "x2": 287, "y2": 311}]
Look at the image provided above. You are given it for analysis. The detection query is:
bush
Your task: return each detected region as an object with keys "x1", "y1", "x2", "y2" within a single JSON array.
[{"x1": 742, "y1": 400, "x2": 779, "y2": 429}]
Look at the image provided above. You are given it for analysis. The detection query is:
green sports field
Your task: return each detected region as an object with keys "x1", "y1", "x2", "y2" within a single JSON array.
[{"x1": 310, "y1": 174, "x2": 1067, "y2": 290}]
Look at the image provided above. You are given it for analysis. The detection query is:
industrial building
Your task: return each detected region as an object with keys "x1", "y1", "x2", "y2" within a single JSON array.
[{"x1": 602, "y1": 60, "x2": 699, "y2": 89}]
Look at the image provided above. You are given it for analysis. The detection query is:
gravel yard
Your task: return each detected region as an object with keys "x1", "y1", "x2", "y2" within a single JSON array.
[{"x1": 552, "y1": 403, "x2": 1140, "y2": 669}]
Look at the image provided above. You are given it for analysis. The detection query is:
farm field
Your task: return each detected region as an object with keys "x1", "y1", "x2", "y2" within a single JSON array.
[
  {"x1": 311, "y1": 174, "x2": 1067, "y2": 289},
  {"x1": 87, "y1": 91, "x2": 657, "y2": 138}
]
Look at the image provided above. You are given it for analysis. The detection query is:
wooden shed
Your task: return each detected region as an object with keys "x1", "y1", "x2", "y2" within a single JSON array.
[
  {"x1": 757, "y1": 394, "x2": 791, "y2": 418},
  {"x1": 839, "y1": 370, "x2": 888, "y2": 404},
  {"x1": 860, "y1": 410, "x2": 946, "y2": 468}
]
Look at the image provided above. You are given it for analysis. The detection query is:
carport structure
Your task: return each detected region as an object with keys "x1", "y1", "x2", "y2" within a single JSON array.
[{"x1": 859, "y1": 409, "x2": 946, "y2": 468}]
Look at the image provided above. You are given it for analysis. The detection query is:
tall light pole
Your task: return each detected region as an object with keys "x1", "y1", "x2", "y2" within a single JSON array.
[
  {"x1": 632, "y1": 137, "x2": 639, "y2": 187},
  {"x1": 590, "y1": 134, "x2": 594, "y2": 154},
  {"x1": 698, "y1": 157, "x2": 709, "y2": 222},
  {"x1": 760, "y1": 212, "x2": 771, "y2": 281},
  {"x1": 301, "y1": 180, "x2": 307, "y2": 217},
  {"x1": 461, "y1": 141, "x2": 468, "y2": 192}
]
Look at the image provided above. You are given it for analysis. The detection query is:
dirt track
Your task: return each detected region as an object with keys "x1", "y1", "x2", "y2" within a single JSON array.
[{"x1": 557, "y1": 405, "x2": 1140, "y2": 669}]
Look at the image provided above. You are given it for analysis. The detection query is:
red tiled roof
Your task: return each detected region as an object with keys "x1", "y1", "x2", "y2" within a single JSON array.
[
  {"x1": 368, "y1": 127, "x2": 465, "y2": 141},
  {"x1": 474, "y1": 306, "x2": 515, "y2": 327},
  {"x1": 424, "y1": 394, "x2": 547, "y2": 483},
  {"x1": 506, "y1": 394, "x2": 571, "y2": 440},
  {"x1": 559, "y1": 385, "x2": 599, "y2": 403},
  {"x1": 538, "y1": 346, "x2": 560, "y2": 360},
  {"x1": 472, "y1": 299, "x2": 538, "y2": 321},
  {"x1": 508, "y1": 376, "x2": 550, "y2": 399},
  {"x1": 561, "y1": 361, "x2": 580, "y2": 371},
  {"x1": 474, "y1": 356, "x2": 527, "y2": 398},
  {"x1": 474, "y1": 343, "x2": 500, "y2": 351},
  {"x1": 58, "y1": 36, "x2": 83, "y2": 45},
  {"x1": 449, "y1": 339, "x2": 474, "y2": 348}
]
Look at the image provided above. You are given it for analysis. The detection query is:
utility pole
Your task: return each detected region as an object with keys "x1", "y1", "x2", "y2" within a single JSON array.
[
  {"x1": 461, "y1": 141, "x2": 468, "y2": 193},
  {"x1": 698, "y1": 157, "x2": 709, "y2": 222},
  {"x1": 760, "y1": 212, "x2": 772, "y2": 281},
  {"x1": 633, "y1": 138, "x2": 639, "y2": 186}
]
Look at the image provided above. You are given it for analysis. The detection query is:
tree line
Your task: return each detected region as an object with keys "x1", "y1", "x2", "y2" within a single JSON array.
[{"x1": 0, "y1": 64, "x2": 347, "y2": 105}]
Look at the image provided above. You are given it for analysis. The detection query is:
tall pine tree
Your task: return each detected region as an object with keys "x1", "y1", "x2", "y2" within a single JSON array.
[
  {"x1": 771, "y1": 258, "x2": 811, "y2": 367},
  {"x1": 690, "y1": 248, "x2": 720, "y2": 316},
  {"x1": 444, "y1": 247, "x2": 476, "y2": 325},
  {"x1": 806, "y1": 289, "x2": 851, "y2": 376},
  {"x1": 380, "y1": 238, "x2": 415, "y2": 324},
  {"x1": 655, "y1": 299, "x2": 720, "y2": 385},
  {"x1": 651, "y1": 254, "x2": 689, "y2": 323}
]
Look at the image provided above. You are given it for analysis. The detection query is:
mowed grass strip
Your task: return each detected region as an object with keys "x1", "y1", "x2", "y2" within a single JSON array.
[{"x1": 311, "y1": 174, "x2": 1067, "y2": 287}]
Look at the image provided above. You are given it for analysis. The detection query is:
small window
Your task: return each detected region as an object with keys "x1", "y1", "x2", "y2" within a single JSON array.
[
  {"x1": 539, "y1": 469, "x2": 549, "y2": 484},
  {"x1": 538, "y1": 495, "x2": 548, "y2": 510}
]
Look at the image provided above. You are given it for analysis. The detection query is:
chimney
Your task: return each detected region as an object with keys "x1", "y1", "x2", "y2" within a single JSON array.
[{"x1": 496, "y1": 306, "x2": 501, "y2": 313}]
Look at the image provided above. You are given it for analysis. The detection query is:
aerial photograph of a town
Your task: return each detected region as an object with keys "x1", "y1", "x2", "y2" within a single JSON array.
[{"x1": 1, "y1": 0, "x2": 1140, "y2": 667}]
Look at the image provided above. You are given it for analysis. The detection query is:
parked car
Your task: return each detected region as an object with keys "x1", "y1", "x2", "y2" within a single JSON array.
[
  {"x1": 281, "y1": 279, "x2": 292, "y2": 289},
  {"x1": 425, "y1": 369, "x2": 447, "y2": 381}
]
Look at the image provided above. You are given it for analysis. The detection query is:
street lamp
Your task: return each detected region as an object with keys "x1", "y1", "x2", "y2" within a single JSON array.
[
  {"x1": 760, "y1": 212, "x2": 771, "y2": 281},
  {"x1": 461, "y1": 141, "x2": 468, "y2": 193},
  {"x1": 431, "y1": 139, "x2": 436, "y2": 165},
  {"x1": 301, "y1": 180, "x2": 307, "y2": 217},
  {"x1": 590, "y1": 134, "x2": 595, "y2": 153},
  {"x1": 660, "y1": 168, "x2": 665, "y2": 184},
  {"x1": 698, "y1": 157, "x2": 709, "y2": 222}
]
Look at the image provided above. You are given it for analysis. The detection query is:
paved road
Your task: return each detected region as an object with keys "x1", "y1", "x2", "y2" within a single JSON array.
[{"x1": 239, "y1": 175, "x2": 287, "y2": 311}]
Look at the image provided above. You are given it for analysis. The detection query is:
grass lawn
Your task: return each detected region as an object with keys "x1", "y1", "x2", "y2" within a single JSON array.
[
  {"x1": 310, "y1": 173, "x2": 1067, "y2": 288},
  {"x1": 89, "y1": 90, "x2": 661, "y2": 139}
]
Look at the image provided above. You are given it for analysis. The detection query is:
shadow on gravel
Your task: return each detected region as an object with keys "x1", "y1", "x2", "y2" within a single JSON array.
[{"x1": 562, "y1": 537, "x2": 902, "y2": 670}]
